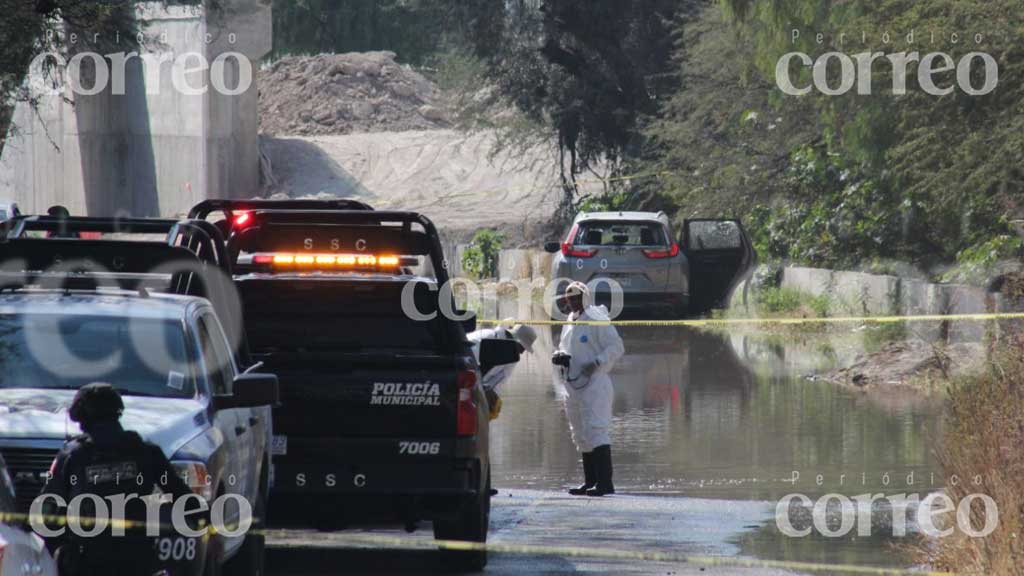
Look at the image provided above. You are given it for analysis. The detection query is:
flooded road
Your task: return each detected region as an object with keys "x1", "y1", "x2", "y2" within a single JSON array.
[
  {"x1": 269, "y1": 315, "x2": 947, "y2": 574},
  {"x1": 488, "y1": 322, "x2": 944, "y2": 569}
]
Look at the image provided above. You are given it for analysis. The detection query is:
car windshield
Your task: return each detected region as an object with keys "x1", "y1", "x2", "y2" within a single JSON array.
[
  {"x1": 574, "y1": 221, "x2": 668, "y2": 246},
  {"x1": 0, "y1": 314, "x2": 194, "y2": 398}
]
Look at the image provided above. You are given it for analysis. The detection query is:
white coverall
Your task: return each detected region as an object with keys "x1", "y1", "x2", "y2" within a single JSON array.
[
  {"x1": 467, "y1": 327, "x2": 518, "y2": 391},
  {"x1": 556, "y1": 305, "x2": 625, "y2": 452}
]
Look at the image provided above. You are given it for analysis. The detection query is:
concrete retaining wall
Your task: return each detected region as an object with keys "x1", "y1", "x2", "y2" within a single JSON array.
[
  {"x1": 454, "y1": 254, "x2": 1001, "y2": 341},
  {"x1": 781, "y1": 265, "x2": 1000, "y2": 342}
]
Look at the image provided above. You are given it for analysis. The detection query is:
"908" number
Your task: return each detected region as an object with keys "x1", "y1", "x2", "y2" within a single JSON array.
[
  {"x1": 156, "y1": 537, "x2": 197, "y2": 562},
  {"x1": 399, "y1": 441, "x2": 440, "y2": 455}
]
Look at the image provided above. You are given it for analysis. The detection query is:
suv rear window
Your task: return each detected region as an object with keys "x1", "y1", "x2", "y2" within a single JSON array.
[
  {"x1": 573, "y1": 221, "x2": 668, "y2": 246},
  {"x1": 0, "y1": 314, "x2": 193, "y2": 398}
]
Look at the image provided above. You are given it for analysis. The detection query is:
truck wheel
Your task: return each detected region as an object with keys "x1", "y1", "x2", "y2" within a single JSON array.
[
  {"x1": 224, "y1": 489, "x2": 266, "y2": 576},
  {"x1": 434, "y1": 478, "x2": 490, "y2": 572},
  {"x1": 203, "y1": 531, "x2": 223, "y2": 576}
]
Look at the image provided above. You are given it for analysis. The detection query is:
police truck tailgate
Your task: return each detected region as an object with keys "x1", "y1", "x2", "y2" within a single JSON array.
[
  {"x1": 261, "y1": 355, "x2": 459, "y2": 438},
  {"x1": 239, "y1": 277, "x2": 476, "y2": 494}
]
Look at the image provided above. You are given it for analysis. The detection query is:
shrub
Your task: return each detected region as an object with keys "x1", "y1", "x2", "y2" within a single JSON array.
[
  {"x1": 462, "y1": 229, "x2": 504, "y2": 280},
  {"x1": 918, "y1": 342, "x2": 1024, "y2": 574}
]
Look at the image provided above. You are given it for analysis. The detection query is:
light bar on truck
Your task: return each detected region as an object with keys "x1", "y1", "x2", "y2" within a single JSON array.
[{"x1": 243, "y1": 252, "x2": 410, "y2": 269}]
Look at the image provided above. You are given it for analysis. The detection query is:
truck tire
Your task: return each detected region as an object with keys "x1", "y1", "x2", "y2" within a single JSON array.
[
  {"x1": 203, "y1": 532, "x2": 223, "y2": 576},
  {"x1": 224, "y1": 489, "x2": 266, "y2": 576},
  {"x1": 434, "y1": 478, "x2": 491, "y2": 572}
]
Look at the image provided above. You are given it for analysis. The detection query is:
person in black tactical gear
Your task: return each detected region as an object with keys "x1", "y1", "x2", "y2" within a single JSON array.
[
  {"x1": 40, "y1": 383, "x2": 194, "y2": 576},
  {"x1": 45, "y1": 205, "x2": 81, "y2": 239}
]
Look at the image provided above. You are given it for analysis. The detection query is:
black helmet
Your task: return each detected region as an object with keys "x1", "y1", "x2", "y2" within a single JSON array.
[
  {"x1": 47, "y1": 205, "x2": 71, "y2": 218},
  {"x1": 69, "y1": 383, "x2": 124, "y2": 425}
]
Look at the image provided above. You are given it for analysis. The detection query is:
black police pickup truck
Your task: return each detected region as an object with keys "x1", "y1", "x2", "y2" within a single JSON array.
[{"x1": 190, "y1": 200, "x2": 519, "y2": 570}]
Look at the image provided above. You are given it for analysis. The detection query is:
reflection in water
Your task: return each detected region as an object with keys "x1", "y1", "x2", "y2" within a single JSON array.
[{"x1": 489, "y1": 306, "x2": 943, "y2": 568}]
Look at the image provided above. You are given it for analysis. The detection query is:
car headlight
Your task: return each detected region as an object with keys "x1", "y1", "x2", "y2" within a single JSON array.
[{"x1": 170, "y1": 461, "x2": 214, "y2": 502}]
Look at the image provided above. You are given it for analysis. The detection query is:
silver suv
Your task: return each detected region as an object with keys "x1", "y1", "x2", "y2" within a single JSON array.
[{"x1": 544, "y1": 212, "x2": 756, "y2": 317}]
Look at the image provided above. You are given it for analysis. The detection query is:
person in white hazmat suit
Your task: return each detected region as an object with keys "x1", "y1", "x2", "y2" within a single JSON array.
[
  {"x1": 467, "y1": 321, "x2": 537, "y2": 420},
  {"x1": 552, "y1": 281, "x2": 624, "y2": 496}
]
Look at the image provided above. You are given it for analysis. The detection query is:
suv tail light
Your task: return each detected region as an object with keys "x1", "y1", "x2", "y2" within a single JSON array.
[
  {"x1": 560, "y1": 223, "x2": 597, "y2": 258},
  {"x1": 457, "y1": 370, "x2": 478, "y2": 436},
  {"x1": 643, "y1": 243, "x2": 680, "y2": 259},
  {"x1": 561, "y1": 243, "x2": 598, "y2": 258}
]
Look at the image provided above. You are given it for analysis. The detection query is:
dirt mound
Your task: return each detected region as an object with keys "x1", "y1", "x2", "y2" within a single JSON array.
[
  {"x1": 825, "y1": 339, "x2": 984, "y2": 390},
  {"x1": 259, "y1": 52, "x2": 449, "y2": 136}
]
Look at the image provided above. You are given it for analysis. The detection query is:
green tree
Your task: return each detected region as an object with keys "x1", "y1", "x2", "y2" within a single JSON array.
[
  {"x1": 645, "y1": 0, "x2": 1024, "y2": 273},
  {"x1": 271, "y1": 0, "x2": 506, "y2": 64},
  {"x1": 462, "y1": 229, "x2": 504, "y2": 279},
  {"x1": 494, "y1": 0, "x2": 694, "y2": 215}
]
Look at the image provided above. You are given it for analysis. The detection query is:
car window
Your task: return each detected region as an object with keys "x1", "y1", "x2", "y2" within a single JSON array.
[
  {"x1": 0, "y1": 210, "x2": 7, "y2": 220},
  {"x1": 0, "y1": 313, "x2": 194, "y2": 398},
  {"x1": 574, "y1": 221, "x2": 668, "y2": 246},
  {"x1": 197, "y1": 315, "x2": 234, "y2": 395},
  {"x1": 688, "y1": 221, "x2": 743, "y2": 251}
]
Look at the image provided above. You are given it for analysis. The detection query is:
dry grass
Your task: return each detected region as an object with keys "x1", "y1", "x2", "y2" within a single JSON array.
[{"x1": 919, "y1": 338, "x2": 1024, "y2": 573}]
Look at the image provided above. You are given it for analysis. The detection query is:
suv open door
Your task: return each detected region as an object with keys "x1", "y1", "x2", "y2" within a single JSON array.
[{"x1": 681, "y1": 219, "x2": 757, "y2": 315}]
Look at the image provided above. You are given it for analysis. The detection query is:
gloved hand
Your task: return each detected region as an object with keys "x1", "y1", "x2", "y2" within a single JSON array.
[
  {"x1": 489, "y1": 396, "x2": 503, "y2": 420},
  {"x1": 580, "y1": 360, "x2": 599, "y2": 377},
  {"x1": 552, "y1": 351, "x2": 572, "y2": 368}
]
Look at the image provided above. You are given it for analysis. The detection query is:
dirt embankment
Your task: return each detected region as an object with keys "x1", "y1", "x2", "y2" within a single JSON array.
[
  {"x1": 259, "y1": 52, "x2": 450, "y2": 136},
  {"x1": 824, "y1": 339, "x2": 985, "y2": 391},
  {"x1": 256, "y1": 51, "x2": 578, "y2": 243}
]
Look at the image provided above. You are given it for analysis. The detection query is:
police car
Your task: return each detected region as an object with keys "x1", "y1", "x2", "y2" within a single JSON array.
[
  {"x1": 190, "y1": 200, "x2": 520, "y2": 571},
  {"x1": 0, "y1": 216, "x2": 278, "y2": 576}
]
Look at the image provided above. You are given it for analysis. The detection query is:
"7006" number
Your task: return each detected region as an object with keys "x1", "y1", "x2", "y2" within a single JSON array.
[{"x1": 399, "y1": 441, "x2": 440, "y2": 455}]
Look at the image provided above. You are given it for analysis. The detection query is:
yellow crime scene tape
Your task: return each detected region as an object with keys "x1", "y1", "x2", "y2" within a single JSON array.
[
  {"x1": 478, "y1": 311, "x2": 1024, "y2": 328},
  {"x1": 266, "y1": 531, "x2": 957, "y2": 576},
  {"x1": 9, "y1": 511, "x2": 957, "y2": 575}
]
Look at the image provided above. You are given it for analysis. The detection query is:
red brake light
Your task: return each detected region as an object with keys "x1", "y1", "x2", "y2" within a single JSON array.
[
  {"x1": 457, "y1": 370, "x2": 478, "y2": 436},
  {"x1": 560, "y1": 223, "x2": 597, "y2": 258},
  {"x1": 561, "y1": 243, "x2": 598, "y2": 258},
  {"x1": 643, "y1": 243, "x2": 680, "y2": 259},
  {"x1": 233, "y1": 211, "x2": 252, "y2": 228}
]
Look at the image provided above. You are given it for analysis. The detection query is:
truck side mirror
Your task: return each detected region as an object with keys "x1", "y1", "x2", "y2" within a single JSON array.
[
  {"x1": 543, "y1": 242, "x2": 561, "y2": 254},
  {"x1": 479, "y1": 338, "x2": 521, "y2": 375},
  {"x1": 215, "y1": 373, "x2": 279, "y2": 410}
]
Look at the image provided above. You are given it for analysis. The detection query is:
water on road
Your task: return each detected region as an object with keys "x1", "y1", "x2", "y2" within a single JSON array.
[
  {"x1": 268, "y1": 310, "x2": 946, "y2": 574},
  {"x1": 488, "y1": 321, "x2": 943, "y2": 569}
]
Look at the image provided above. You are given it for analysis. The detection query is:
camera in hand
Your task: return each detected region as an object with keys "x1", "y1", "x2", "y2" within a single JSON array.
[{"x1": 551, "y1": 351, "x2": 572, "y2": 368}]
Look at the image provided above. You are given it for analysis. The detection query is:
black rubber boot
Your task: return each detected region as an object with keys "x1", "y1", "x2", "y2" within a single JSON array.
[
  {"x1": 568, "y1": 452, "x2": 596, "y2": 495},
  {"x1": 586, "y1": 445, "x2": 615, "y2": 497}
]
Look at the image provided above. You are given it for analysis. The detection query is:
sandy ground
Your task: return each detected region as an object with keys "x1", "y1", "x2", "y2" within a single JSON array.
[
  {"x1": 259, "y1": 130, "x2": 602, "y2": 243},
  {"x1": 265, "y1": 489, "x2": 801, "y2": 575}
]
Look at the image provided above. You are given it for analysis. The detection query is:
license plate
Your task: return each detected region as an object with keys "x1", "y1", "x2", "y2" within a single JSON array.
[
  {"x1": 271, "y1": 435, "x2": 288, "y2": 456},
  {"x1": 601, "y1": 275, "x2": 631, "y2": 287}
]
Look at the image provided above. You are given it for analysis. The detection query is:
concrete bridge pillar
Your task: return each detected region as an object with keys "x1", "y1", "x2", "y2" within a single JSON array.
[{"x1": 0, "y1": 0, "x2": 271, "y2": 217}]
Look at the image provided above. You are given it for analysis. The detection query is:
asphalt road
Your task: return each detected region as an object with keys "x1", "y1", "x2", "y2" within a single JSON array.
[{"x1": 265, "y1": 489, "x2": 800, "y2": 575}]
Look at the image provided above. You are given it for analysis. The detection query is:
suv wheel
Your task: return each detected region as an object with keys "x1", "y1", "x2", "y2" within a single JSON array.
[{"x1": 434, "y1": 475, "x2": 491, "y2": 572}]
